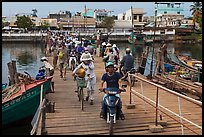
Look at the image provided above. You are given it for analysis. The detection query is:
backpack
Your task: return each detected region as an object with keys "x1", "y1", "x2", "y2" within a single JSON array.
[{"x1": 59, "y1": 51, "x2": 64, "y2": 59}]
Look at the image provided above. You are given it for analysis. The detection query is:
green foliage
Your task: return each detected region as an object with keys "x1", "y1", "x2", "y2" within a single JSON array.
[
  {"x1": 16, "y1": 15, "x2": 35, "y2": 31},
  {"x1": 99, "y1": 16, "x2": 115, "y2": 32},
  {"x1": 40, "y1": 22, "x2": 50, "y2": 30},
  {"x1": 190, "y1": 2, "x2": 202, "y2": 30}
]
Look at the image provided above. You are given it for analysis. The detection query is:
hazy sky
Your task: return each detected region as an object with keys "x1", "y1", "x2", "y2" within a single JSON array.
[{"x1": 2, "y1": 2, "x2": 193, "y2": 18}]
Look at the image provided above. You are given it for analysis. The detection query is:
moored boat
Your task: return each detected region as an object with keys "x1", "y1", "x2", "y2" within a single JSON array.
[{"x1": 2, "y1": 76, "x2": 53, "y2": 126}]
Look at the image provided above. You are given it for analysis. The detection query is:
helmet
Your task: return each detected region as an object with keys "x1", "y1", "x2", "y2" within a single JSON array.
[
  {"x1": 81, "y1": 53, "x2": 92, "y2": 61},
  {"x1": 102, "y1": 42, "x2": 106, "y2": 46},
  {"x1": 106, "y1": 43, "x2": 112, "y2": 47},
  {"x1": 84, "y1": 47, "x2": 88, "y2": 51},
  {"x1": 40, "y1": 57, "x2": 48, "y2": 62},
  {"x1": 126, "y1": 48, "x2": 131, "y2": 54},
  {"x1": 112, "y1": 44, "x2": 117, "y2": 48},
  {"x1": 106, "y1": 61, "x2": 114, "y2": 68},
  {"x1": 76, "y1": 68, "x2": 85, "y2": 78}
]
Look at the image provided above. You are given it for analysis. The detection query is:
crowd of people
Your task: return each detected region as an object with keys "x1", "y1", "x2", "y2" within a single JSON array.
[{"x1": 39, "y1": 31, "x2": 136, "y2": 120}]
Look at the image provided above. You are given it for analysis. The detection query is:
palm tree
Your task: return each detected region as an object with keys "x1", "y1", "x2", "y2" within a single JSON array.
[{"x1": 190, "y1": 2, "x2": 202, "y2": 30}]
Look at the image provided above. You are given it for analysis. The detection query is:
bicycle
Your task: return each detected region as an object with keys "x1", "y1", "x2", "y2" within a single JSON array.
[{"x1": 76, "y1": 76, "x2": 87, "y2": 111}]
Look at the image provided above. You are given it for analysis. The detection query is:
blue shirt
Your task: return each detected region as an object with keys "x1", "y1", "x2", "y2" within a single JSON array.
[
  {"x1": 120, "y1": 54, "x2": 134, "y2": 71},
  {"x1": 101, "y1": 72, "x2": 122, "y2": 88}
]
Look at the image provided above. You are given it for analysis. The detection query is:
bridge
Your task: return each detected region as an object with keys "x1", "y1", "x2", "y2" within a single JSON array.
[{"x1": 32, "y1": 55, "x2": 201, "y2": 135}]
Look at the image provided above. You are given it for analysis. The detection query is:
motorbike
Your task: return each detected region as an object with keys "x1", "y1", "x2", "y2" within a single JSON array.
[
  {"x1": 70, "y1": 56, "x2": 77, "y2": 71},
  {"x1": 99, "y1": 87, "x2": 126, "y2": 135},
  {"x1": 120, "y1": 67, "x2": 137, "y2": 87}
]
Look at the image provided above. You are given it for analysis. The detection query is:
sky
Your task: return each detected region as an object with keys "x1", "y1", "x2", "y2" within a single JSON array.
[{"x1": 2, "y1": 2, "x2": 193, "y2": 18}]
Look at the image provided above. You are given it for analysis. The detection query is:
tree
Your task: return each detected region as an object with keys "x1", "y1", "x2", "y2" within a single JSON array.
[
  {"x1": 190, "y1": 2, "x2": 202, "y2": 30},
  {"x1": 98, "y1": 16, "x2": 115, "y2": 33},
  {"x1": 40, "y1": 22, "x2": 50, "y2": 30},
  {"x1": 16, "y1": 15, "x2": 35, "y2": 31}
]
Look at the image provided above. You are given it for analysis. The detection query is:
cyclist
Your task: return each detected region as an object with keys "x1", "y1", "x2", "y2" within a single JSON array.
[
  {"x1": 99, "y1": 61, "x2": 125, "y2": 120},
  {"x1": 72, "y1": 53, "x2": 96, "y2": 105}
]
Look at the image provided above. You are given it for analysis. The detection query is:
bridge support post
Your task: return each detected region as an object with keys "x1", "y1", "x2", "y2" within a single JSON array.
[{"x1": 149, "y1": 124, "x2": 164, "y2": 133}]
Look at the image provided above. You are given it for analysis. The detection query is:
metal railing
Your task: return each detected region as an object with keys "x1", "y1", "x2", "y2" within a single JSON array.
[
  {"x1": 30, "y1": 85, "x2": 47, "y2": 135},
  {"x1": 127, "y1": 73, "x2": 202, "y2": 135}
]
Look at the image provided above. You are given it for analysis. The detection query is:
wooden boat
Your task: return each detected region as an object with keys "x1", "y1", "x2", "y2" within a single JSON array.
[
  {"x1": 2, "y1": 76, "x2": 53, "y2": 126},
  {"x1": 177, "y1": 55, "x2": 202, "y2": 71}
]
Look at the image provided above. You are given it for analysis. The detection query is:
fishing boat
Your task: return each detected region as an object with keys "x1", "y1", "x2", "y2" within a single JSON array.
[{"x1": 2, "y1": 76, "x2": 53, "y2": 126}]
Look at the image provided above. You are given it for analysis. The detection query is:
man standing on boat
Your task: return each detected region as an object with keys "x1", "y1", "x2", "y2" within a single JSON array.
[
  {"x1": 153, "y1": 43, "x2": 167, "y2": 76},
  {"x1": 40, "y1": 57, "x2": 54, "y2": 76}
]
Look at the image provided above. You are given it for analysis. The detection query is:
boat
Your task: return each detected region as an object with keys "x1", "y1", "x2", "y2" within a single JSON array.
[{"x1": 2, "y1": 76, "x2": 53, "y2": 126}]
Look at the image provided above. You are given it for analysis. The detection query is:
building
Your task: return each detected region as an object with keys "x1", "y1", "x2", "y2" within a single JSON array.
[
  {"x1": 116, "y1": 8, "x2": 146, "y2": 32},
  {"x1": 40, "y1": 18, "x2": 58, "y2": 30},
  {"x1": 48, "y1": 10, "x2": 71, "y2": 21},
  {"x1": 58, "y1": 16, "x2": 96, "y2": 31},
  {"x1": 155, "y1": 2, "x2": 184, "y2": 15},
  {"x1": 94, "y1": 9, "x2": 113, "y2": 25},
  {"x1": 154, "y1": 2, "x2": 184, "y2": 27}
]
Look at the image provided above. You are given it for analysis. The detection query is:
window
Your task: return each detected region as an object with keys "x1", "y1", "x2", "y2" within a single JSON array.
[
  {"x1": 134, "y1": 15, "x2": 137, "y2": 20},
  {"x1": 164, "y1": 11, "x2": 167, "y2": 14},
  {"x1": 171, "y1": 4, "x2": 174, "y2": 8},
  {"x1": 177, "y1": 12, "x2": 180, "y2": 14},
  {"x1": 167, "y1": 3, "x2": 170, "y2": 7},
  {"x1": 139, "y1": 15, "x2": 142, "y2": 22}
]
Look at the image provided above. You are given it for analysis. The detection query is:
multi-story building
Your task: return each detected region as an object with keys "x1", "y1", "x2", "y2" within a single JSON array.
[
  {"x1": 40, "y1": 18, "x2": 58, "y2": 30},
  {"x1": 154, "y1": 2, "x2": 184, "y2": 27},
  {"x1": 155, "y1": 2, "x2": 184, "y2": 15},
  {"x1": 94, "y1": 9, "x2": 113, "y2": 25},
  {"x1": 116, "y1": 8, "x2": 146, "y2": 32},
  {"x1": 48, "y1": 10, "x2": 71, "y2": 21}
]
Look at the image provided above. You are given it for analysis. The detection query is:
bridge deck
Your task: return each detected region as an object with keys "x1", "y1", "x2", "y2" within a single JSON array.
[{"x1": 45, "y1": 55, "x2": 202, "y2": 135}]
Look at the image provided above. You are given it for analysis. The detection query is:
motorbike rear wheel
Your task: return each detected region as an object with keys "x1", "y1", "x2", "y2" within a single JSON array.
[{"x1": 71, "y1": 59, "x2": 75, "y2": 71}]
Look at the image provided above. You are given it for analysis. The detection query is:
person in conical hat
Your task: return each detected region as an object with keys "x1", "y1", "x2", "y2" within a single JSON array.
[{"x1": 72, "y1": 52, "x2": 96, "y2": 105}]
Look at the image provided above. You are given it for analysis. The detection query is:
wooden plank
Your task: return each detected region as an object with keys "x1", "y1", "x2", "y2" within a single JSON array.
[{"x1": 45, "y1": 55, "x2": 202, "y2": 135}]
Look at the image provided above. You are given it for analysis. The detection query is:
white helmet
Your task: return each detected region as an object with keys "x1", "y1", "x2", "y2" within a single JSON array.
[
  {"x1": 80, "y1": 53, "x2": 92, "y2": 61},
  {"x1": 102, "y1": 42, "x2": 106, "y2": 46},
  {"x1": 112, "y1": 44, "x2": 117, "y2": 48}
]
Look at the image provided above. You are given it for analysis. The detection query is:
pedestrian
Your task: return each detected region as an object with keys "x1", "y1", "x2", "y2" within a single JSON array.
[{"x1": 58, "y1": 44, "x2": 68, "y2": 80}]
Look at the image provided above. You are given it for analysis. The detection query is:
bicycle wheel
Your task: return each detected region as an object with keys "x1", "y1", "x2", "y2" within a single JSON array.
[
  {"x1": 80, "y1": 88, "x2": 84, "y2": 111},
  {"x1": 77, "y1": 87, "x2": 80, "y2": 101}
]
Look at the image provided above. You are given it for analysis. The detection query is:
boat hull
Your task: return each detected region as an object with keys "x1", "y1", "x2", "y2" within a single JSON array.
[{"x1": 2, "y1": 77, "x2": 52, "y2": 126}]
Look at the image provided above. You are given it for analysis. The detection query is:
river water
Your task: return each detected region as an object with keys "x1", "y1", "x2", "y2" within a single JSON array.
[{"x1": 1, "y1": 41, "x2": 202, "y2": 135}]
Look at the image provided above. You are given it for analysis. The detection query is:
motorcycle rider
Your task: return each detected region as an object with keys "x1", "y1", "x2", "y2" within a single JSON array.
[
  {"x1": 120, "y1": 48, "x2": 134, "y2": 79},
  {"x1": 99, "y1": 61, "x2": 125, "y2": 120},
  {"x1": 68, "y1": 49, "x2": 77, "y2": 70}
]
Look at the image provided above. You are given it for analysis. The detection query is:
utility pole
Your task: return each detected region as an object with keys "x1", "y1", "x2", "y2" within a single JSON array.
[
  {"x1": 84, "y1": 5, "x2": 86, "y2": 32},
  {"x1": 72, "y1": 12, "x2": 75, "y2": 32},
  {"x1": 149, "y1": 2, "x2": 157, "y2": 80}
]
